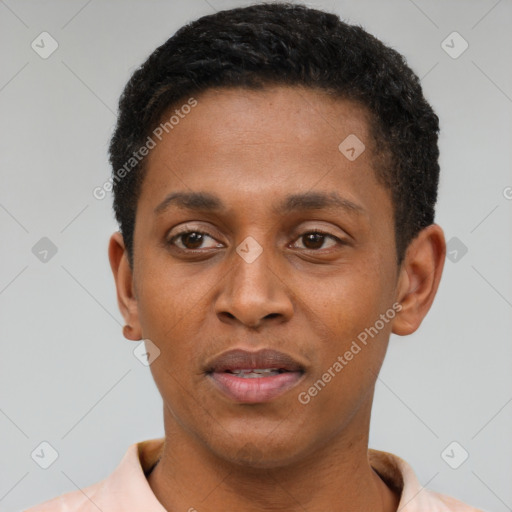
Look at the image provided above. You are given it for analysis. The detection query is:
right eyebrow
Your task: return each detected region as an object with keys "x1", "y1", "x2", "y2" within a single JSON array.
[{"x1": 154, "y1": 192, "x2": 225, "y2": 216}]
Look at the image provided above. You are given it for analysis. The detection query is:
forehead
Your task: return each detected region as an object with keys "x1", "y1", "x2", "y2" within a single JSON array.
[
  {"x1": 137, "y1": 85, "x2": 391, "y2": 228},
  {"x1": 144, "y1": 86, "x2": 377, "y2": 179},
  {"x1": 157, "y1": 85, "x2": 375, "y2": 157}
]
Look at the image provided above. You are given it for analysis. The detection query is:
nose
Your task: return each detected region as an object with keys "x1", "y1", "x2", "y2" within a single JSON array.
[{"x1": 214, "y1": 246, "x2": 294, "y2": 329}]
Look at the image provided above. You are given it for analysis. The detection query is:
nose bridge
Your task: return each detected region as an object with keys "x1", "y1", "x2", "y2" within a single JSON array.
[
  {"x1": 215, "y1": 236, "x2": 293, "y2": 326},
  {"x1": 232, "y1": 244, "x2": 272, "y2": 296}
]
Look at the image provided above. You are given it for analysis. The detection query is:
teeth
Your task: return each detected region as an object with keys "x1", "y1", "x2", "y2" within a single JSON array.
[{"x1": 229, "y1": 368, "x2": 282, "y2": 378}]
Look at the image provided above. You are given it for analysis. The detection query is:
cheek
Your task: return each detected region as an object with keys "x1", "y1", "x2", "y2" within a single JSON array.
[
  {"x1": 311, "y1": 261, "x2": 389, "y2": 340},
  {"x1": 134, "y1": 273, "x2": 199, "y2": 371},
  {"x1": 136, "y1": 255, "x2": 201, "y2": 327},
  {"x1": 297, "y1": 269, "x2": 393, "y2": 421}
]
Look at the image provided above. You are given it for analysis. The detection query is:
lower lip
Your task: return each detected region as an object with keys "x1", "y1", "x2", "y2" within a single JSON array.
[{"x1": 208, "y1": 371, "x2": 304, "y2": 403}]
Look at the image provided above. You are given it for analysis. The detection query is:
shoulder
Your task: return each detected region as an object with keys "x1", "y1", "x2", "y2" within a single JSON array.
[
  {"x1": 368, "y1": 448, "x2": 488, "y2": 512},
  {"x1": 24, "y1": 483, "x2": 104, "y2": 511},
  {"x1": 23, "y1": 438, "x2": 165, "y2": 512},
  {"x1": 425, "y1": 487, "x2": 488, "y2": 511}
]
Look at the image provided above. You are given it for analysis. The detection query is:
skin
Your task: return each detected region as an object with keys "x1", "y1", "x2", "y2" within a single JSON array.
[{"x1": 109, "y1": 85, "x2": 446, "y2": 512}]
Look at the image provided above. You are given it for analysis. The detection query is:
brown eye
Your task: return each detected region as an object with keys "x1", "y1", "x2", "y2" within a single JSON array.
[
  {"x1": 168, "y1": 230, "x2": 222, "y2": 251},
  {"x1": 292, "y1": 230, "x2": 341, "y2": 250},
  {"x1": 303, "y1": 233, "x2": 326, "y2": 249},
  {"x1": 179, "y1": 232, "x2": 204, "y2": 249}
]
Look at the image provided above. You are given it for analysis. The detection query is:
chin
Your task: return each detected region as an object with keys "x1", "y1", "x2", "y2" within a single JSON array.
[{"x1": 206, "y1": 429, "x2": 313, "y2": 470}]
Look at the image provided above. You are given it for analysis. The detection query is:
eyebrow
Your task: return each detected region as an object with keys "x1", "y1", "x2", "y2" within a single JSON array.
[{"x1": 154, "y1": 191, "x2": 366, "y2": 217}]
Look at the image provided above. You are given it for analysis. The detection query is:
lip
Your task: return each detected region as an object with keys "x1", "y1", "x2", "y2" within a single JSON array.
[{"x1": 205, "y1": 348, "x2": 306, "y2": 403}]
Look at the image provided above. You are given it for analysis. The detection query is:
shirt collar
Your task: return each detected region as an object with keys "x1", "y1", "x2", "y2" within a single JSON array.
[{"x1": 85, "y1": 438, "x2": 477, "y2": 511}]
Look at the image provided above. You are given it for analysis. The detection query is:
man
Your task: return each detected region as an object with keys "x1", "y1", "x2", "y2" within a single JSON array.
[{"x1": 26, "y1": 3, "x2": 484, "y2": 511}]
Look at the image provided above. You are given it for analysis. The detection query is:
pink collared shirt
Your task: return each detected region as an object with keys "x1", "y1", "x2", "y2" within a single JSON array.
[{"x1": 25, "y1": 438, "x2": 485, "y2": 511}]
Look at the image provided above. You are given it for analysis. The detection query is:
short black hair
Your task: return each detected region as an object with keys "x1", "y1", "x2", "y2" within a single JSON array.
[{"x1": 108, "y1": 2, "x2": 440, "y2": 268}]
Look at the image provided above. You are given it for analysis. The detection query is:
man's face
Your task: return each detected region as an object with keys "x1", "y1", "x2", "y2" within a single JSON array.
[{"x1": 129, "y1": 86, "x2": 402, "y2": 466}]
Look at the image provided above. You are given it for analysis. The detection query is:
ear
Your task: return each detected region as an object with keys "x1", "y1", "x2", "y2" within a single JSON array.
[
  {"x1": 108, "y1": 231, "x2": 141, "y2": 341},
  {"x1": 392, "y1": 224, "x2": 446, "y2": 336}
]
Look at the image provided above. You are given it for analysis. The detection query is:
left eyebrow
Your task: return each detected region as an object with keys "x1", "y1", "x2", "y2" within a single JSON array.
[
  {"x1": 273, "y1": 191, "x2": 366, "y2": 217},
  {"x1": 154, "y1": 190, "x2": 367, "y2": 217}
]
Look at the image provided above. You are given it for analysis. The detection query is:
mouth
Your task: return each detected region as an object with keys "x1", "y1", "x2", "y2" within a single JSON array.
[
  {"x1": 224, "y1": 368, "x2": 290, "y2": 377},
  {"x1": 205, "y1": 348, "x2": 306, "y2": 403}
]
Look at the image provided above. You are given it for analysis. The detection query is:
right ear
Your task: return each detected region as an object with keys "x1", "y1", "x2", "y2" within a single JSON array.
[{"x1": 108, "y1": 231, "x2": 141, "y2": 341}]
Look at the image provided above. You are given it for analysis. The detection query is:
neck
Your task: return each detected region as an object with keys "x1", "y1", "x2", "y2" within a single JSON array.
[{"x1": 147, "y1": 398, "x2": 399, "y2": 512}]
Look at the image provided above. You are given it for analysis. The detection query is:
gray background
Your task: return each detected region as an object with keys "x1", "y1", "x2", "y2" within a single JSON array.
[{"x1": 1, "y1": 0, "x2": 511, "y2": 511}]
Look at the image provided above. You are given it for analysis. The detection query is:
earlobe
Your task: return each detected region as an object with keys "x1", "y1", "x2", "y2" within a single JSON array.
[
  {"x1": 108, "y1": 231, "x2": 142, "y2": 341},
  {"x1": 122, "y1": 324, "x2": 140, "y2": 341},
  {"x1": 391, "y1": 224, "x2": 446, "y2": 337}
]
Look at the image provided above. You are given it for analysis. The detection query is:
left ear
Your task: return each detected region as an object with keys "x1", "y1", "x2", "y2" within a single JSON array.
[{"x1": 392, "y1": 223, "x2": 446, "y2": 336}]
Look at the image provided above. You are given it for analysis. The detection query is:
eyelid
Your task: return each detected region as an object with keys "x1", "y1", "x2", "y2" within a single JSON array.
[
  {"x1": 167, "y1": 226, "x2": 222, "y2": 248},
  {"x1": 289, "y1": 221, "x2": 350, "y2": 242},
  {"x1": 168, "y1": 223, "x2": 221, "y2": 239},
  {"x1": 289, "y1": 229, "x2": 345, "y2": 249}
]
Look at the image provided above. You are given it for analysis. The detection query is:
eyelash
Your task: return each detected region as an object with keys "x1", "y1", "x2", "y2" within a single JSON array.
[{"x1": 166, "y1": 228, "x2": 345, "y2": 252}]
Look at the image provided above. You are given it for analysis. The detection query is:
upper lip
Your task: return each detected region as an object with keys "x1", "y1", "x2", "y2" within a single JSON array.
[{"x1": 205, "y1": 348, "x2": 305, "y2": 373}]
